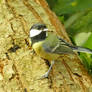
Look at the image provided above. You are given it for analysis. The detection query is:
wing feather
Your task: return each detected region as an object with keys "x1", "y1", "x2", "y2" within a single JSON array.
[{"x1": 42, "y1": 33, "x2": 74, "y2": 54}]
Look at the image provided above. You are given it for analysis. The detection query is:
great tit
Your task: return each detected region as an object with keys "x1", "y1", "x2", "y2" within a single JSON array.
[{"x1": 30, "y1": 23, "x2": 92, "y2": 78}]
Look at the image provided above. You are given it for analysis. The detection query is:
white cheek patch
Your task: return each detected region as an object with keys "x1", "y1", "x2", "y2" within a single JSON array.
[
  {"x1": 30, "y1": 29, "x2": 42, "y2": 37},
  {"x1": 30, "y1": 28, "x2": 48, "y2": 37}
]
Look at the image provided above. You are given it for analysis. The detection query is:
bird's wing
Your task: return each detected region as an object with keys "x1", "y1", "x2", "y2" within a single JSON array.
[
  {"x1": 42, "y1": 33, "x2": 74, "y2": 54},
  {"x1": 58, "y1": 36, "x2": 92, "y2": 54}
]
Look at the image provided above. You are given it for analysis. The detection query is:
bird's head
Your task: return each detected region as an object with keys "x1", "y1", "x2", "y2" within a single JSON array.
[{"x1": 30, "y1": 23, "x2": 48, "y2": 45}]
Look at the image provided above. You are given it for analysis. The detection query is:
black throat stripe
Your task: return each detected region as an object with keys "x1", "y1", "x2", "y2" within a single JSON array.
[{"x1": 31, "y1": 31, "x2": 46, "y2": 46}]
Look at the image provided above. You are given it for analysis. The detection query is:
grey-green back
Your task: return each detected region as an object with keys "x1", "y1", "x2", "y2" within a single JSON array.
[{"x1": 42, "y1": 33, "x2": 74, "y2": 54}]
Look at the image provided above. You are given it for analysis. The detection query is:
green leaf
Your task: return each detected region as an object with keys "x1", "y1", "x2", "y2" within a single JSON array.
[
  {"x1": 80, "y1": 53, "x2": 92, "y2": 74},
  {"x1": 67, "y1": 11, "x2": 92, "y2": 37},
  {"x1": 52, "y1": 0, "x2": 92, "y2": 15},
  {"x1": 83, "y1": 33, "x2": 92, "y2": 49},
  {"x1": 74, "y1": 32, "x2": 91, "y2": 46},
  {"x1": 58, "y1": 16, "x2": 64, "y2": 23},
  {"x1": 47, "y1": 0, "x2": 92, "y2": 15}
]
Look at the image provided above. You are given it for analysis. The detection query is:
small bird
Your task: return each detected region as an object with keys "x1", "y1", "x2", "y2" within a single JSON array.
[{"x1": 30, "y1": 23, "x2": 92, "y2": 78}]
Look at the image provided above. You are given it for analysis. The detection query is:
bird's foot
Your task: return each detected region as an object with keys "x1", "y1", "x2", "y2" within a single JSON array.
[
  {"x1": 37, "y1": 61, "x2": 55, "y2": 80},
  {"x1": 40, "y1": 72, "x2": 49, "y2": 79}
]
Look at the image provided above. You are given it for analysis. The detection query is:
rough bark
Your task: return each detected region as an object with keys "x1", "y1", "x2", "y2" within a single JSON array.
[{"x1": 0, "y1": 0, "x2": 92, "y2": 92}]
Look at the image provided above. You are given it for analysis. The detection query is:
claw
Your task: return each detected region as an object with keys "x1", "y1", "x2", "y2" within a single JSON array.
[
  {"x1": 41, "y1": 72, "x2": 49, "y2": 79},
  {"x1": 37, "y1": 61, "x2": 55, "y2": 79}
]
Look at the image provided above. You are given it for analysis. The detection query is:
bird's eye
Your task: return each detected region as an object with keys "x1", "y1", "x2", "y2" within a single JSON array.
[
  {"x1": 37, "y1": 26, "x2": 41, "y2": 30},
  {"x1": 43, "y1": 25, "x2": 46, "y2": 28}
]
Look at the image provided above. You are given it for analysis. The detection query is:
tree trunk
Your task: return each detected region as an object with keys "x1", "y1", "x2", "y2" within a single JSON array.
[{"x1": 0, "y1": 0, "x2": 92, "y2": 92}]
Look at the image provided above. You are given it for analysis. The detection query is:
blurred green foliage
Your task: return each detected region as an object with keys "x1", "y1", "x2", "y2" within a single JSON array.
[
  {"x1": 47, "y1": 0, "x2": 92, "y2": 15},
  {"x1": 67, "y1": 11, "x2": 92, "y2": 36},
  {"x1": 46, "y1": 0, "x2": 92, "y2": 73}
]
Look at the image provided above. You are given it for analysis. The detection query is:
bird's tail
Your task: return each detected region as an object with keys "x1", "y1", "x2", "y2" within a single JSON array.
[
  {"x1": 58, "y1": 37, "x2": 92, "y2": 54},
  {"x1": 71, "y1": 46, "x2": 92, "y2": 54}
]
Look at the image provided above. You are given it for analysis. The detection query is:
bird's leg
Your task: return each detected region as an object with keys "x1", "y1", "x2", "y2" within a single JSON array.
[{"x1": 41, "y1": 60, "x2": 55, "y2": 78}]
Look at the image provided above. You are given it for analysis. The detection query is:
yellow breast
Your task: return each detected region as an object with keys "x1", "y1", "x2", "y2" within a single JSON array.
[{"x1": 32, "y1": 41, "x2": 59, "y2": 61}]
